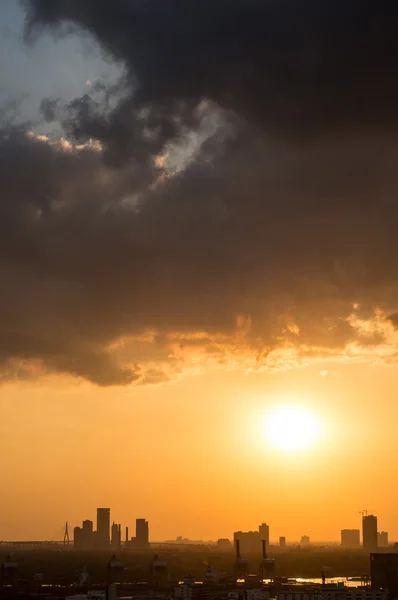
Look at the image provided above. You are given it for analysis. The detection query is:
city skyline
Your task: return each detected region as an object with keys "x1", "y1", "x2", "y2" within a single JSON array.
[{"x1": 1, "y1": 507, "x2": 393, "y2": 547}]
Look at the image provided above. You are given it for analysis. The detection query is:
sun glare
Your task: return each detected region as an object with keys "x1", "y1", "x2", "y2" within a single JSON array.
[{"x1": 264, "y1": 404, "x2": 321, "y2": 452}]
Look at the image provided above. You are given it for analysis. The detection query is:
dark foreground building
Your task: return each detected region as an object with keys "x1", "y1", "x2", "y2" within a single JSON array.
[{"x1": 371, "y1": 553, "x2": 398, "y2": 597}]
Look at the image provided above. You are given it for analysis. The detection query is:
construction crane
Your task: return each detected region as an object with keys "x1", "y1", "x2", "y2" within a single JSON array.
[
  {"x1": 259, "y1": 540, "x2": 275, "y2": 582},
  {"x1": 359, "y1": 510, "x2": 368, "y2": 517},
  {"x1": 150, "y1": 555, "x2": 168, "y2": 587},
  {"x1": 234, "y1": 540, "x2": 249, "y2": 582}
]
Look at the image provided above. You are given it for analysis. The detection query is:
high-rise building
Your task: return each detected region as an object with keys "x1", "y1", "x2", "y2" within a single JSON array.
[
  {"x1": 83, "y1": 520, "x2": 93, "y2": 534},
  {"x1": 363, "y1": 515, "x2": 378, "y2": 551},
  {"x1": 111, "y1": 522, "x2": 121, "y2": 549},
  {"x1": 300, "y1": 535, "x2": 310, "y2": 547},
  {"x1": 73, "y1": 520, "x2": 95, "y2": 550},
  {"x1": 97, "y1": 508, "x2": 111, "y2": 548},
  {"x1": 259, "y1": 523, "x2": 270, "y2": 547},
  {"x1": 234, "y1": 531, "x2": 261, "y2": 554},
  {"x1": 371, "y1": 553, "x2": 398, "y2": 596},
  {"x1": 136, "y1": 518, "x2": 149, "y2": 549},
  {"x1": 82, "y1": 520, "x2": 94, "y2": 549},
  {"x1": 279, "y1": 536, "x2": 286, "y2": 548},
  {"x1": 378, "y1": 532, "x2": 389, "y2": 548},
  {"x1": 74, "y1": 526, "x2": 83, "y2": 550},
  {"x1": 341, "y1": 529, "x2": 360, "y2": 548}
]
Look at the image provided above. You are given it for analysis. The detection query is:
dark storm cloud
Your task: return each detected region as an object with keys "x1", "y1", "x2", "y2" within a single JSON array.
[
  {"x1": 24, "y1": 0, "x2": 398, "y2": 139},
  {"x1": 0, "y1": 0, "x2": 397, "y2": 384}
]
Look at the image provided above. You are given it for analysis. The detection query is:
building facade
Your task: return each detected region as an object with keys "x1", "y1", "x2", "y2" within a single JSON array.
[
  {"x1": 175, "y1": 582, "x2": 211, "y2": 600},
  {"x1": 234, "y1": 531, "x2": 261, "y2": 554},
  {"x1": 363, "y1": 516, "x2": 378, "y2": 551},
  {"x1": 111, "y1": 522, "x2": 121, "y2": 549},
  {"x1": 259, "y1": 523, "x2": 270, "y2": 546},
  {"x1": 377, "y1": 532, "x2": 388, "y2": 548},
  {"x1": 320, "y1": 590, "x2": 387, "y2": 600},
  {"x1": 371, "y1": 553, "x2": 398, "y2": 597},
  {"x1": 229, "y1": 590, "x2": 270, "y2": 600},
  {"x1": 341, "y1": 529, "x2": 360, "y2": 548},
  {"x1": 277, "y1": 591, "x2": 320, "y2": 600},
  {"x1": 136, "y1": 518, "x2": 149, "y2": 549},
  {"x1": 97, "y1": 508, "x2": 111, "y2": 548},
  {"x1": 278, "y1": 589, "x2": 387, "y2": 600}
]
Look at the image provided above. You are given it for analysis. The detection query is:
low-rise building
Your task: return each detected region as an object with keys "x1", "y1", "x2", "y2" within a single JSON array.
[
  {"x1": 277, "y1": 590, "x2": 320, "y2": 600},
  {"x1": 277, "y1": 588, "x2": 388, "y2": 600},
  {"x1": 175, "y1": 582, "x2": 209, "y2": 600},
  {"x1": 320, "y1": 588, "x2": 388, "y2": 600},
  {"x1": 228, "y1": 589, "x2": 270, "y2": 600},
  {"x1": 217, "y1": 538, "x2": 232, "y2": 550}
]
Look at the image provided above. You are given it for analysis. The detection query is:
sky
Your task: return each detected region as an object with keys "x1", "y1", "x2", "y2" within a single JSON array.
[{"x1": 1, "y1": 0, "x2": 398, "y2": 542}]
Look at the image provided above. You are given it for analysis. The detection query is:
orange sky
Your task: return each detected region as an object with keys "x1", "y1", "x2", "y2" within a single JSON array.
[{"x1": 1, "y1": 361, "x2": 397, "y2": 543}]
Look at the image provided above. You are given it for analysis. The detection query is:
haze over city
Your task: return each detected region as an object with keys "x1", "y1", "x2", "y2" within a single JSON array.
[{"x1": 1, "y1": 0, "x2": 398, "y2": 547}]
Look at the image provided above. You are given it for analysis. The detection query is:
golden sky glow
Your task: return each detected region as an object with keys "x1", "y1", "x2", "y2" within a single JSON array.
[{"x1": 1, "y1": 360, "x2": 397, "y2": 543}]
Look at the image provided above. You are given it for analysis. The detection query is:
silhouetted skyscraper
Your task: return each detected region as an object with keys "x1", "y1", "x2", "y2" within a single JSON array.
[
  {"x1": 341, "y1": 529, "x2": 360, "y2": 548},
  {"x1": 301, "y1": 535, "x2": 310, "y2": 547},
  {"x1": 111, "y1": 522, "x2": 121, "y2": 549},
  {"x1": 363, "y1": 515, "x2": 378, "y2": 551},
  {"x1": 279, "y1": 536, "x2": 286, "y2": 548},
  {"x1": 97, "y1": 508, "x2": 110, "y2": 548},
  {"x1": 259, "y1": 523, "x2": 270, "y2": 546},
  {"x1": 82, "y1": 520, "x2": 94, "y2": 549},
  {"x1": 234, "y1": 531, "x2": 261, "y2": 554},
  {"x1": 136, "y1": 518, "x2": 149, "y2": 549},
  {"x1": 74, "y1": 526, "x2": 83, "y2": 550},
  {"x1": 83, "y1": 520, "x2": 93, "y2": 534}
]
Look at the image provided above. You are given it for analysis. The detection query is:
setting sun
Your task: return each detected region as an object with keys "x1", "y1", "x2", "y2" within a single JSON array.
[{"x1": 264, "y1": 404, "x2": 321, "y2": 452}]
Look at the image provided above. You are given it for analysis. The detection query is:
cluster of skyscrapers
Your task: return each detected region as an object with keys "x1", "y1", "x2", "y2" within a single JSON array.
[
  {"x1": 232, "y1": 515, "x2": 389, "y2": 552},
  {"x1": 233, "y1": 523, "x2": 271, "y2": 554},
  {"x1": 341, "y1": 514, "x2": 389, "y2": 550},
  {"x1": 73, "y1": 512, "x2": 389, "y2": 551},
  {"x1": 73, "y1": 508, "x2": 149, "y2": 550},
  {"x1": 232, "y1": 524, "x2": 312, "y2": 552}
]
